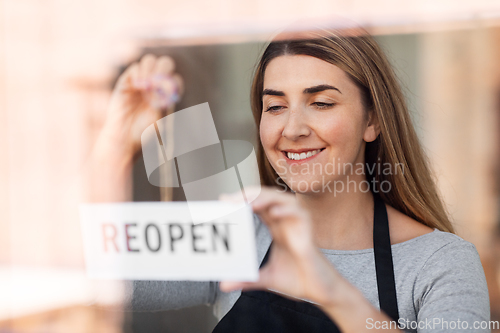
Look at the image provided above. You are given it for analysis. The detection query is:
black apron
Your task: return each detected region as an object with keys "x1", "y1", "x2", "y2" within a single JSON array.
[{"x1": 212, "y1": 195, "x2": 399, "y2": 333}]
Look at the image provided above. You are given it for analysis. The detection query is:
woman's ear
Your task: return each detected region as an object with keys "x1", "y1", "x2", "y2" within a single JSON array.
[{"x1": 363, "y1": 110, "x2": 381, "y2": 143}]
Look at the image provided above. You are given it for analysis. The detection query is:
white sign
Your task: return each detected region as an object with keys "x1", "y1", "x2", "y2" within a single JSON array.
[{"x1": 79, "y1": 201, "x2": 258, "y2": 281}]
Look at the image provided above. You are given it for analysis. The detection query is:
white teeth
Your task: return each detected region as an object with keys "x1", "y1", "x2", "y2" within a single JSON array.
[{"x1": 286, "y1": 149, "x2": 322, "y2": 161}]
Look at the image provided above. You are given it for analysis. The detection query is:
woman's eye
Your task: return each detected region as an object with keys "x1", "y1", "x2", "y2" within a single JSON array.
[
  {"x1": 265, "y1": 105, "x2": 284, "y2": 112},
  {"x1": 312, "y1": 102, "x2": 335, "y2": 109}
]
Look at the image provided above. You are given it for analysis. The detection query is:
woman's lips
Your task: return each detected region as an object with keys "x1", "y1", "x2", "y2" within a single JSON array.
[{"x1": 280, "y1": 148, "x2": 326, "y2": 165}]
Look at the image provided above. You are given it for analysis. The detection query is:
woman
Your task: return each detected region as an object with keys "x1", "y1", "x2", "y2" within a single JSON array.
[{"x1": 91, "y1": 28, "x2": 490, "y2": 332}]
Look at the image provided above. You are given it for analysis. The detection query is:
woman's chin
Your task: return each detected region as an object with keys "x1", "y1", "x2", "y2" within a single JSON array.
[{"x1": 282, "y1": 177, "x2": 330, "y2": 195}]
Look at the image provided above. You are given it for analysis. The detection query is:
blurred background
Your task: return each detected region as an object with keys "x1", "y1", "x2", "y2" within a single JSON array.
[{"x1": 2, "y1": 0, "x2": 500, "y2": 332}]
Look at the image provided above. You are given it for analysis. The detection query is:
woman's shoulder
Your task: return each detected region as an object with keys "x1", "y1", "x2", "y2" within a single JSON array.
[
  {"x1": 386, "y1": 213, "x2": 488, "y2": 314},
  {"x1": 390, "y1": 225, "x2": 483, "y2": 283},
  {"x1": 391, "y1": 227, "x2": 477, "y2": 260},
  {"x1": 384, "y1": 211, "x2": 489, "y2": 324},
  {"x1": 405, "y1": 230, "x2": 490, "y2": 320},
  {"x1": 385, "y1": 204, "x2": 480, "y2": 266},
  {"x1": 386, "y1": 203, "x2": 435, "y2": 245}
]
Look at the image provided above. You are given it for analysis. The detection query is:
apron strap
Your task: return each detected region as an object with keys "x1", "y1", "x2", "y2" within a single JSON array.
[{"x1": 373, "y1": 194, "x2": 399, "y2": 322}]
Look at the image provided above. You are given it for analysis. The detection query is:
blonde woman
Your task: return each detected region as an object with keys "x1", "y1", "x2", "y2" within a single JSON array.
[{"x1": 93, "y1": 29, "x2": 490, "y2": 332}]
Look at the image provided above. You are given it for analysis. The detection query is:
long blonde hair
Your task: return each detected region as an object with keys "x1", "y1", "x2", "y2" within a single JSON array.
[{"x1": 250, "y1": 29, "x2": 454, "y2": 233}]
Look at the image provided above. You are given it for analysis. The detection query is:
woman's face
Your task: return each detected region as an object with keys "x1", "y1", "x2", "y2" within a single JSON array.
[{"x1": 260, "y1": 55, "x2": 379, "y2": 194}]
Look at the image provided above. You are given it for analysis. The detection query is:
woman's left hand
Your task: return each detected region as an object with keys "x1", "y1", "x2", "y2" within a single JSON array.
[
  {"x1": 220, "y1": 187, "x2": 344, "y2": 307},
  {"x1": 220, "y1": 187, "x2": 401, "y2": 333}
]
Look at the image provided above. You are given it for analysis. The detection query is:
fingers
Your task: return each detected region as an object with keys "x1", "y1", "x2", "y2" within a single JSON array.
[
  {"x1": 220, "y1": 187, "x2": 306, "y2": 245},
  {"x1": 114, "y1": 55, "x2": 155, "y2": 92},
  {"x1": 219, "y1": 186, "x2": 299, "y2": 230},
  {"x1": 250, "y1": 187, "x2": 295, "y2": 214},
  {"x1": 116, "y1": 54, "x2": 178, "y2": 91},
  {"x1": 137, "y1": 54, "x2": 156, "y2": 88},
  {"x1": 220, "y1": 186, "x2": 294, "y2": 209},
  {"x1": 154, "y1": 56, "x2": 175, "y2": 75},
  {"x1": 114, "y1": 62, "x2": 139, "y2": 91},
  {"x1": 114, "y1": 54, "x2": 180, "y2": 111},
  {"x1": 129, "y1": 63, "x2": 140, "y2": 88},
  {"x1": 154, "y1": 57, "x2": 183, "y2": 98}
]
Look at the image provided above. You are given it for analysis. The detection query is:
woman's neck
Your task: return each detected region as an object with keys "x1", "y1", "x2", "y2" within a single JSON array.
[{"x1": 296, "y1": 185, "x2": 375, "y2": 250}]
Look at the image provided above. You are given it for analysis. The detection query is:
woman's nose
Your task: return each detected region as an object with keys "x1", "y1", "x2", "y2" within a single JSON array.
[{"x1": 281, "y1": 109, "x2": 311, "y2": 140}]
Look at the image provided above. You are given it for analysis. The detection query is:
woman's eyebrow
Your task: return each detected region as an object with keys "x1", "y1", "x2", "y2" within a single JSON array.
[
  {"x1": 262, "y1": 85, "x2": 342, "y2": 97},
  {"x1": 262, "y1": 89, "x2": 285, "y2": 96},
  {"x1": 303, "y1": 84, "x2": 342, "y2": 94}
]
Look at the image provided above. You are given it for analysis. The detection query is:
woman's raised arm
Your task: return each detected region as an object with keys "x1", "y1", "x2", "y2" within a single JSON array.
[
  {"x1": 82, "y1": 55, "x2": 219, "y2": 313},
  {"x1": 84, "y1": 54, "x2": 183, "y2": 202}
]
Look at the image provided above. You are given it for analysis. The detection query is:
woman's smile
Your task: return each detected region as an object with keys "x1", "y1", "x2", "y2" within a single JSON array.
[{"x1": 281, "y1": 147, "x2": 326, "y2": 164}]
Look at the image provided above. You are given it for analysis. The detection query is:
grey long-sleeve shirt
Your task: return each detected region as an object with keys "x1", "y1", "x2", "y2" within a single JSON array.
[{"x1": 126, "y1": 215, "x2": 491, "y2": 333}]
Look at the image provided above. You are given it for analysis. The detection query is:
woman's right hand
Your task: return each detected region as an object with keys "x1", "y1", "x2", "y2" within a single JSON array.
[
  {"x1": 101, "y1": 54, "x2": 183, "y2": 160},
  {"x1": 85, "y1": 54, "x2": 183, "y2": 202}
]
